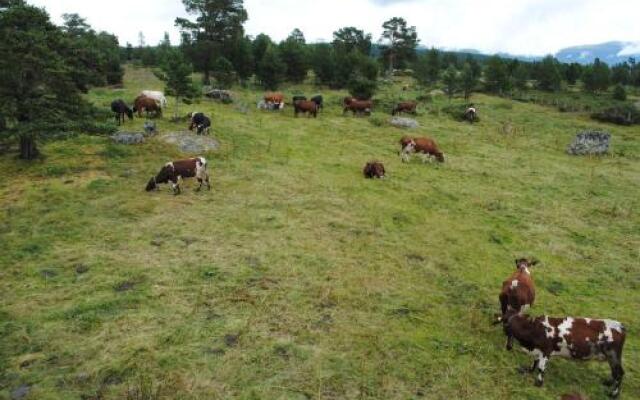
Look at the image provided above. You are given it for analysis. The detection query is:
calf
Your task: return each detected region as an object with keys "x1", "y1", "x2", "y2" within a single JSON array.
[
  {"x1": 399, "y1": 136, "x2": 445, "y2": 163},
  {"x1": 392, "y1": 101, "x2": 417, "y2": 116},
  {"x1": 363, "y1": 161, "x2": 386, "y2": 179},
  {"x1": 110, "y1": 99, "x2": 133, "y2": 125},
  {"x1": 145, "y1": 157, "x2": 210, "y2": 195},
  {"x1": 464, "y1": 106, "x2": 477, "y2": 123},
  {"x1": 499, "y1": 258, "x2": 538, "y2": 350},
  {"x1": 294, "y1": 100, "x2": 318, "y2": 118},
  {"x1": 189, "y1": 112, "x2": 211, "y2": 135},
  {"x1": 499, "y1": 310, "x2": 626, "y2": 398},
  {"x1": 343, "y1": 99, "x2": 373, "y2": 116}
]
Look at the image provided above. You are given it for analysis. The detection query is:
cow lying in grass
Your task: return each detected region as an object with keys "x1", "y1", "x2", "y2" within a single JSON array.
[
  {"x1": 499, "y1": 258, "x2": 538, "y2": 350},
  {"x1": 363, "y1": 161, "x2": 385, "y2": 179},
  {"x1": 497, "y1": 309, "x2": 626, "y2": 398},
  {"x1": 146, "y1": 157, "x2": 210, "y2": 195},
  {"x1": 399, "y1": 136, "x2": 445, "y2": 163}
]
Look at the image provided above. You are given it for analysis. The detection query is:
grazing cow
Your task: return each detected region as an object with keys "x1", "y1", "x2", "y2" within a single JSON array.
[
  {"x1": 343, "y1": 96, "x2": 355, "y2": 106},
  {"x1": 392, "y1": 101, "x2": 417, "y2": 116},
  {"x1": 110, "y1": 99, "x2": 133, "y2": 125},
  {"x1": 133, "y1": 95, "x2": 162, "y2": 118},
  {"x1": 498, "y1": 310, "x2": 626, "y2": 398},
  {"x1": 140, "y1": 90, "x2": 167, "y2": 108},
  {"x1": 464, "y1": 106, "x2": 478, "y2": 123},
  {"x1": 399, "y1": 136, "x2": 445, "y2": 163},
  {"x1": 294, "y1": 100, "x2": 318, "y2": 118},
  {"x1": 499, "y1": 258, "x2": 538, "y2": 350},
  {"x1": 343, "y1": 99, "x2": 373, "y2": 116},
  {"x1": 310, "y1": 95, "x2": 323, "y2": 110},
  {"x1": 145, "y1": 157, "x2": 210, "y2": 195},
  {"x1": 264, "y1": 92, "x2": 285, "y2": 110},
  {"x1": 189, "y1": 112, "x2": 211, "y2": 135},
  {"x1": 363, "y1": 161, "x2": 385, "y2": 179}
]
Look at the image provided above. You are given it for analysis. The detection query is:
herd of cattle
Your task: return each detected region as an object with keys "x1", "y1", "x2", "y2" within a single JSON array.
[{"x1": 114, "y1": 89, "x2": 627, "y2": 398}]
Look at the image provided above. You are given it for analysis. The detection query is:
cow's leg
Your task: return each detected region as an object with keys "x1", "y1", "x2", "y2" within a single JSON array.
[
  {"x1": 506, "y1": 335, "x2": 513, "y2": 351},
  {"x1": 534, "y1": 354, "x2": 548, "y2": 387},
  {"x1": 196, "y1": 178, "x2": 203, "y2": 191},
  {"x1": 518, "y1": 358, "x2": 538, "y2": 374},
  {"x1": 606, "y1": 351, "x2": 624, "y2": 398}
]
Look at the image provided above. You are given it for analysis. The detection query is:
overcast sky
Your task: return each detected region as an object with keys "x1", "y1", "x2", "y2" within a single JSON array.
[{"x1": 29, "y1": 0, "x2": 640, "y2": 55}]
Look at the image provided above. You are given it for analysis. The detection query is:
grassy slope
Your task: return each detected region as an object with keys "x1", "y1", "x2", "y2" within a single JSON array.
[{"x1": 0, "y1": 67, "x2": 639, "y2": 400}]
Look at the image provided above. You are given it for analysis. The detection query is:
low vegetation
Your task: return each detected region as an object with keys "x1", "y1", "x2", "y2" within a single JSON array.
[{"x1": 1, "y1": 65, "x2": 639, "y2": 400}]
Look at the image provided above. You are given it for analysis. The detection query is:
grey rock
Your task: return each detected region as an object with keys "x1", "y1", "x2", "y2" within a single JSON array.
[
  {"x1": 567, "y1": 130, "x2": 611, "y2": 156},
  {"x1": 143, "y1": 122, "x2": 157, "y2": 136},
  {"x1": 11, "y1": 385, "x2": 30, "y2": 400},
  {"x1": 111, "y1": 132, "x2": 144, "y2": 145},
  {"x1": 390, "y1": 117, "x2": 420, "y2": 129},
  {"x1": 160, "y1": 132, "x2": 219, "y2": 153}
]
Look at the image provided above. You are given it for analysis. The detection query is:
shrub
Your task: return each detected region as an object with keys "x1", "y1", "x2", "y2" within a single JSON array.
[
  {"x1": 347, "y1": 73, "x2": 377, "y2": 100},
  {"x1": 612, "y1": 85, "x2": 627, "y2": 101},
  {"x1": 591, "y1": 105, "x2": 640, "y2": 126},
  {"x1": 441, "y1": 103, "x2": 480, "y2": 122}
]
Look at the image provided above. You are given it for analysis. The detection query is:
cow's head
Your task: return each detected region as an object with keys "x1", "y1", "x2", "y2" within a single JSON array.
[
  {"x1": 145, "y1": 176, "x2": 157, "y2": 191},
  {"x1": 126, "y1": 107, "x2": 134, "y2": 120},
  {"x1": 515, "y1": 258, "x2": 538, "y2": 270}
]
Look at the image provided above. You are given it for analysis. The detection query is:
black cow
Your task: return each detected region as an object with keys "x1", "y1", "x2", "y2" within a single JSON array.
[{"x1": 110, "y1": 99, "x2": 133, "y2": 125}]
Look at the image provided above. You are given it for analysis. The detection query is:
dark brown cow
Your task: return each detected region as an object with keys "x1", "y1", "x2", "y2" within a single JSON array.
[
  {"x1": 133, "y1": 95, "x2": 162, "y2": 118},
  {"x1": 293, "y1": 100, "x2": 318, "y2": 118},
  {"x1": 343, "y1": 96, "x2": 356, "y2": 106},
  {"x1": 498, "y1": 310, "x2": 626, "y2": 398},
  {"x1": 343, "y1": 99, "x2": 373, "y2": 116},
  {"x1": 399, "y1": 136, "x2": 445, "y2": 163},
  {"x1": 363, "y1": 161, "x2": 385, "y2": 179},
  {"x1": 145, "y1": 157, "x2": 210, "y2": 195},
  {"x1": 498, "y1": 258, "x2": 538, "y2": 350},
  {"x1": 392, "y1": 101, "x2": 417, "y2": 116}
]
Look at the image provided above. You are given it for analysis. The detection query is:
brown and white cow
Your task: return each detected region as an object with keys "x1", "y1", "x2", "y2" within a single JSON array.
[
  {"x1": 399, "y1": 136, "x2": 445, "y2": 163},
  {"x1": 343, "y1": 99, "x2": 373, "y2": 116},
  {"x1": 392, "y1": 101, "x2": 417, "y2": 116},
  {"x1": 264, "y1": 92, "x2": 285, "y2": 110},
  {"x1": 498, "y1": 310, "x2": 626, "y2": 398},
  {"x1": 363, "y1": 161, "x2": 386, "y2": 179},
  {"x1": 145, "y1": 157, "x2": 210, "y2": 195},
  {"x1": 499, "y1": 258, "x2": 538, "y2": 350}
]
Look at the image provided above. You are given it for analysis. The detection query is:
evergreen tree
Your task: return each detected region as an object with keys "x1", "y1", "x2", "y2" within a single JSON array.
[
  {"x1": 414, "y1": 48, "x2": 440, "y2": 85},
  {"x1": 442, "y1": 66, "x2": 458, "y2": 99},
  {"x1": 466, "y1": 55, "x2": 482, "y2": 79},
  {"x1": 484, "y1": 56, "x2": 510, "y2": 94},
  {"x1": 279, "y1": 29, "x2": 309, "y2": 83},
  {"x1": 256, "y1": 45, "x2": 285, "y2": 90},
  {"x1": 333, "y1": 26, "x2": 372, "y2": 55},
  {"x1": 460, "y1": 62, "x2": 478, "y2": 100},
  {"x1": 612, "y1": 84, "x2": 626, "y2": 101},
  {"x1": 252, "y1": 34, "x2": 273, "y2": 72},
  {"x1": 156, "y1": 48, "x2": 198, "y2": 118},
  {"x1": 536, "y1": 55, "x2": 562, "y2": 91},
  {"x1": 211, "y1": 56, "x2": 236, "y2": 88},
  {"x1": 310, "y1": 43, "x2": 337, "y2": 86},
  {"x1": 611, "y1": 62, "x2": 631, "y2": 85},
  {"x1": 347, "y1": 72, "x2": 377, "y2": 100},
  {"x1": 564, "y1": 62, "x2": 582, "y2": 85},
  {"x1": 379, "y1": 17, "x2": 418, "y2": 71},
  {"x1": 175, "y1": 0, "x2": 248, "y2": 83},
  {"x1": 229, "y1": 35, "x2": 254, "y2": 82},
  {"x1": 0, "y1": 3, "x2": 104, "y2": 159},
  {"x1": 582, "y1": 58, "x2": 610, "y2": 92},
  {"x1": 513, "y1": 63, "x2": 529, "y2": 90}
]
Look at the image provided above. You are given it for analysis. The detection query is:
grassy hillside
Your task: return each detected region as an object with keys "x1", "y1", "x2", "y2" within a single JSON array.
[{"x1": 1, "y1": 67, "x2": 639, "y2": 400}]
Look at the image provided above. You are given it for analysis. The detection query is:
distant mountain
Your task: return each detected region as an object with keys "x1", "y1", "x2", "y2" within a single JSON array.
[{"x1": 555, "y1": 41, "x2": 640, "y2": 65}]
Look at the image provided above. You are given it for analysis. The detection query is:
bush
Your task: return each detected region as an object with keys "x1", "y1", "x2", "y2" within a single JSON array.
[
  {"x1": 441, "y1": 103, "x2": 480, "y2": 122},
  {"x1": 348, "y1": 73, "x2": 377, "y2": 100},
  {"x1": 591, "y1": 105, "x2": 640, "y2": 126},
  {"x1": 612, "y1": 85, "x2": 627, "y2": 101},
  {"x1": 368, "y1": 115, "x2": 386, "y2": 127}
]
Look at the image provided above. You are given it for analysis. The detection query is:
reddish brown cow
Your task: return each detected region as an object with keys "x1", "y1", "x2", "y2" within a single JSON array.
[
  {"x1": 392, "y1": 101, "x2": 417, "y2": 116},
  {"x1": 293, "y1": 100, "x2": 318, "y2": 118},
  {"x1": 145, "y1": 157, "x2": 210, "y2": 195},
  {"x1": 498, "y1": 258, "x2": 538, "y2": 350},
  {"x1": 343, "y1": 99, "x2": 373, "y2": 116},
  {"x1": 264, "y1": 92, "x2": 284, "y2": 105},
  {"x1": 498, "y1": 310, "x2": 626, "y2": 398},
  {"x1": 343, "y1": 96, "x2": 355, "y2": 106},
  {"x1": 133, "y1": 95, "x2": 162, "y2": 118},
  {"x1": 363, "y1": 161, "x2": 385, "y2": 179},
  {"x1": 399, "y1": 136, "x2": 445, "y2": 163}
]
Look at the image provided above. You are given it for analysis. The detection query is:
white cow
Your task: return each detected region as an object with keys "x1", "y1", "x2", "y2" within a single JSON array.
[{"x1": 140, "y1": 90, "x2": 167, "y2": 108}]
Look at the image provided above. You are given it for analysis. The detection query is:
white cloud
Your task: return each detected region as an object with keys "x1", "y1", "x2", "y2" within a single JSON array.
[
  {"x1": 28, "y1": 0, "x2": 640, "y2": 55},
  {"x1": 619, "y1": 42, "x2": 640, "y2": 56}
]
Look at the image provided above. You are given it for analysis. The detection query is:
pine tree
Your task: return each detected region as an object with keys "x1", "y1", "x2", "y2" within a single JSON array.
[
  {"x1": 379, "y1": 17, "x2": 418, "y2": 71},
  {"x1": 414, "y1": 48, "x2": 440, "y2": 85},
  {"x1": 460, "y1": 63, "x2": 478, "y2": 100},
  {"x1": 156, "y1": 48, "x2": 197, "y2": 118},
  {"x1": 442, "y1": 66, "x2": 458, "y2": 99},
  {"x1": 279, "y1": 29, "x2": 309, "y2": 83},
  {"x1": 536, "y1": 56, "x2": 562, "y2": 91},
  {"x1": 484, "y1": 56, "x2": 510, "y2": 94},
  {"x1": 256, "y1": 46, "x2": 285, "y2": 90},
  {"x1": 211, "y1": 56, "x2": 236, "y2": 88},
  {"x1": 333, "y1": 26, "x2": 372, "y2": 55}
]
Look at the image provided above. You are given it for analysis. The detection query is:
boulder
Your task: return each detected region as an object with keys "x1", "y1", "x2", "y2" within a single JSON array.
[
  {"x1": 390, "y1": 117, "x2": 420, "y2": 129},
  {"x1": 111, "y1": 133, "x2": 144, "y2": 145},
  {"x1": 567, "y1": 130, "x2": 611, "y2": 156},
  {"x1": 160, "y1": 132, "x2": 219, "y2": 153}
]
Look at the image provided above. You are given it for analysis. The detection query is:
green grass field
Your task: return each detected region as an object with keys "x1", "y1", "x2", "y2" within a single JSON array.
[{"x1": 1, "y1": 66, "x2": 639, "y2": 400}]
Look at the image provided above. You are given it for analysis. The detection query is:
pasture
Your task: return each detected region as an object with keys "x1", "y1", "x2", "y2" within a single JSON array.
[{"x1": 1, "y1": 66, "x2": 639, "y2": 399}]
